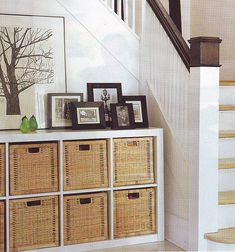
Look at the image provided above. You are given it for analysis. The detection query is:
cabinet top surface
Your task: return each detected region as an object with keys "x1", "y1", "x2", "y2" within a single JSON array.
[{"x1": 0, "y1": 127, "x2": 163, "y2": 143}]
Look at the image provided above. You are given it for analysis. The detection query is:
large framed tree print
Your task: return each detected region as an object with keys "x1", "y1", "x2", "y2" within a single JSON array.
[{"x1": 0, "y1": 14, "x2": 66, "y2": 129}]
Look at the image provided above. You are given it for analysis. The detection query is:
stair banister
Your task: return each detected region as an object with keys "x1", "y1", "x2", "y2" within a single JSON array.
[
  {"x1": 102, "y1": 0, "x2": 223, "y2": 249},
  {"x1": 146, "y1": 0, "x2": 190, "y2": 70},
  {"x1": 140, "y1": 0, "x2": 222, "y2": 249}
]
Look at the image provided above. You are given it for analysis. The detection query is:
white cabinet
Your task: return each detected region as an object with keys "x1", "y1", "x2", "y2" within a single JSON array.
[{"x1": 0, "y1": 128, "x2": 164, "y2": 252}]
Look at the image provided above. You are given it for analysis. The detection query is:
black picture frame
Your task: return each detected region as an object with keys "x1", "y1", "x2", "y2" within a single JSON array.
[
  {"x1": 87, "y1": 83, "x2": 123, "y2": 127},
  {"x1": 69, "y1": 102, "x2": 106, "y2": 130},
  {"x1": 110, "y1": 103, "x2": 135, "y2": 130},
  {"x1": 122, "y1": 95, "x2": 149, "y2": 128},
  {"x1": 47, "y1": 93, "x2": 83, "y2": 129}
]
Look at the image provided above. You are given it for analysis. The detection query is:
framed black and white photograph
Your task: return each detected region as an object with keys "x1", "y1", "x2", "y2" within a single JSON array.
[
  {"x1": 48, "y1": 93, "x2": 83, "y2": 128},
  {"x1": 0, "y1": 14, "x2": 66, "y2": 130},
  {"x1": 110, "y1": 103, "x2": 135, "y2": 130},
  {"x1": 69, "y1": 102, "x2": 106, "y2": 130},
  {"x1": 122, "y1": 96, "x2": 149, "y2": 128},
  {"x1": 87, "y1": 83, "x2": 122, "y2": 126}
]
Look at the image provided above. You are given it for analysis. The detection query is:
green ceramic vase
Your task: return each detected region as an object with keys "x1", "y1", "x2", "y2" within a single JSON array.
[
  {"x1": 20, "y1": 116, "x2": 31, "y2": 133},
  {"x1": 29, "y1": 115, "x2": 38, "y2": 132}
]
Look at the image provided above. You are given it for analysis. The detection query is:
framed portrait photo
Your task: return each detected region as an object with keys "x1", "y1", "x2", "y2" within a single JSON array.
[
  {"x1": 48, "y1": 93, "x2": 83, "y2": 128},
  {"x1": 87, "y1": 83, "x2": 122, "y2": 126},
  {"x1": 122, "y1": 96, "x2": 149, "y2": 128},
  {"x1": 69, "y1": 102, "x2": 106, "y2": 130},
  {"x1": 110, "y1": 103, "x2": 135, "y2": 130}
]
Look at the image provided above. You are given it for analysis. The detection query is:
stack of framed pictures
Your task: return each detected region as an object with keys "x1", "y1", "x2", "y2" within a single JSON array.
[{"x1": 47, "y1": 83, "x2": 149, "y2": 130}]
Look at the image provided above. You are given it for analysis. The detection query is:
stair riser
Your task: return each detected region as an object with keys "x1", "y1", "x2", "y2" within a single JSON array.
[
  {"x1": 218, "y1": 205, "x2": 235, "y2": 229},
  {"x1": 220, "y1": 112, "x2": 235, "y2": 130},
  {"x1": 219, "y1": 139, "x2": 235, "y2": 158},
  {"x1": 219, "y1": 170, "x2": 235, "y2": 191},
  {"x1": 220, "y1": 87, "x2": 235, "y2": 105}
]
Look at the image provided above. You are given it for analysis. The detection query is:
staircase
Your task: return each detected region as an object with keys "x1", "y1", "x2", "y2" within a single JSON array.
[
  {"x1": 205, "y1": 80, "x2": 235, "y2": 250},
  {"x1": 103, "y1": 0, "x2": 235, "y2": 250}
]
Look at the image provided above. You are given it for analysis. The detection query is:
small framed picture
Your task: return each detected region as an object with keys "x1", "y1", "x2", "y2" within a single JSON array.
[
  {"x1": 47, "y1": 93, "x2": 83, "y2": 129},
  {"x1": 110, "y1": 103, "x2": 135, "y2": 130},
  {"x1": 122, "y1": 96, "x2": 149, "y2": 128},
  {"x1": 87, "y1": 83, "x2": 122, "y2": 126},
  {"x1": 69, "y1": 102, "x2": 106, "y2": 130}
]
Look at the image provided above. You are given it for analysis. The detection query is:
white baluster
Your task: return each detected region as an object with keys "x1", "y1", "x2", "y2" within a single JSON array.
[
  {"x1": 132, "y1": 0, "x2": 136, "y2": 32},
  {"x1": 111, "y1": 0, "x2": 115, "y2": 12},
  {"x1": 124, "y1": 0, "x2": 129, "y2": 24},
  {"x1": 117, "y1": 0, "x2": 122, "y2": 18}
]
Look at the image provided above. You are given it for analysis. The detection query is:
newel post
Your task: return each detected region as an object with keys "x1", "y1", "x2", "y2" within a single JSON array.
[
  {"x1": 189, "y1": 36, "x2": 222, "y2": 67},
  {"x1": 187, "y1": 36, "x2": 222, "y2": 251}
]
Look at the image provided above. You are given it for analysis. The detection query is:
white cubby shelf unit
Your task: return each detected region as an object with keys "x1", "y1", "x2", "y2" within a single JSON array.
[{"x1": 0, "y1": 127, "x2": 164, "y2": 252}]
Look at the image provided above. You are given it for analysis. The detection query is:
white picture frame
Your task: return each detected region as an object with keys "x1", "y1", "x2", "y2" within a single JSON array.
[{"x1": 0, "y1": 14, "x2": 67, "y2": 129}]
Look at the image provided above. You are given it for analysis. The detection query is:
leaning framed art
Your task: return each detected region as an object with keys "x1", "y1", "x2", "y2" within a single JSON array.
[
  {"x1": 69, "y1": 102, "x2": 106, "y2": 130},
  {"x1": 110, "y1": 103, "x2": 135, "y2": 130},
  {"x1": 47, "y1": 93, "x2": 83, "y2": 129},
  {"x1": 0, "y1": 14, "x2": 67, "y2": 129},
  {"x1": 87, "y1": 83, "x2": 122, "y2": 127},
  {"x1": 122, "y1": 95, "x2": 149, "y2": 128}
]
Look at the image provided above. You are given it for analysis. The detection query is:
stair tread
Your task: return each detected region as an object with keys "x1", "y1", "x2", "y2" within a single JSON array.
[
  {"x1": 219, "y1": 130, "x2": 235, "y2": 138},
  {"x1": 220, "y1": 105, "x2": 235, "y2": 111},
  {"x1": 219, "y1": 190, "x2": 235, "y2": 205},
  {"x1": 219, "y1": 158, "x2": 235, "y2": 169},
  {"x1": 205, "y1": 227, "x2": 235, "y2": 244},
  {"x1": 220, "y1": 80, "x2": 235, "y2": 87}
]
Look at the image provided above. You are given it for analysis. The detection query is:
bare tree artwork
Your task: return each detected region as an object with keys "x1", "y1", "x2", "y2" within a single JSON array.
[{"x1": 0, "y1": 27, "x2": 54, "y2": 115}]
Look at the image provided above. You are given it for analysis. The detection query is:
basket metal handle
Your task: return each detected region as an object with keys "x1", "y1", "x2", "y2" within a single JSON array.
[
  {"x1": 79, "y1": 144, "x2": 90, "y2": 151},
  {"x1": 28, "y1": 147, "x2": 40, "y2": 153},
  {"x1": 80, "y1": 198, "x2": 91, "y2": 204},
  {"x1": 27, "y1": 200, "x2": 41, "y2": 207},
  {"x1": 127, "y1": 141, "x2": 138, "y2": 147},
  {"x1": 128, "y1": 193, "x2": 140, "y2": 199}
]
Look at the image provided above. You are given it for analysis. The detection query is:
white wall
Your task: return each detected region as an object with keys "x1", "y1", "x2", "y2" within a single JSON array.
[
  {"x1": 0, "y1": 0, "x2": 140, "y2": 128},
  {"x1": 191, "y1": 0, "x2": 235, "y2": 80}
]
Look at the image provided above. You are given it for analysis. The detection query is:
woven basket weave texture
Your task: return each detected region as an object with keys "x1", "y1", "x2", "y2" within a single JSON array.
[
  {"x1": 113, "y1": 137, "x2": 155, "y2": 186},
  {"x1": 0, "y1": 201, "x2": 5, "y2": 251},
  {"x1": 0, "y1": 145, "x2": 5, "y2": 196},
  {"x1": 10, "y1": 142, "x2": 58, "y2": 195},
  {"x1": 10, "y1": 196, "x2": 59, "y2": 251},
  {"x1": 64, "y1": 140, "x2": 108, "y2": 190},
  {"x1": 114, "y1": 188, "x2": 156, "y2": 238},
  {"x1": 64, "y1": 192, "x2": 108, "y2": 245}
]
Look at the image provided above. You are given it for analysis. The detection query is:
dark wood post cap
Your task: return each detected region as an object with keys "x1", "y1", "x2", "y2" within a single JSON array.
[{"x1": 188, "y1": 36, "x2": 222, "y2": 67}]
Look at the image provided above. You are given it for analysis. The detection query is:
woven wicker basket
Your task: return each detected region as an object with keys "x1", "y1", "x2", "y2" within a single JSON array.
[
  {"x1": 114, "y1": 188, "x2": 156, "y2": 238},
  {"x1": 0, "y1": 145, "x2": 5, "y2": 196},
  {"x1": 64, "y1": 192, "x2": 108, "y2": 245},
  {"x1": 0, "y1": 201, "x2": 5, "y2": 251},
  {"x1": 9, "y1": 142, "x2": 58, "y2": 195},
  {"x1": 64, "y1": 140, "x2": 108, "y2": 190},
  {"x1": 113, "y1": 137, "x2": 155, "y2": 186},
  {"x1": 10, "y1": 196, "x2": 59, "y2": 251}
]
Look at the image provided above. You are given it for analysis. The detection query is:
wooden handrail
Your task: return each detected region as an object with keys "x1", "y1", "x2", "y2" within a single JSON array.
[{"x1": 146, "y1": 0, "x2": 190, "y2": 70}]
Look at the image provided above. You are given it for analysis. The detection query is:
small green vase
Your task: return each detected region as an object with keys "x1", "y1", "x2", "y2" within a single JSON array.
[
  {"x1": 20, "y1": 116, "x2": 31, "y2": 133},
  {"x1": 29, "y1": 115, "x2": 38, "y2": 132}
]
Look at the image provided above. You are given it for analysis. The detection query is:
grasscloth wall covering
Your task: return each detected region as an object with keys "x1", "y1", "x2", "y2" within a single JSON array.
[{"x1": 191, "y1": 0, "x2": 235, "y2": 80}]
